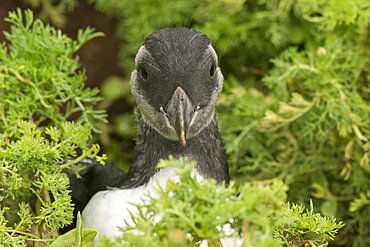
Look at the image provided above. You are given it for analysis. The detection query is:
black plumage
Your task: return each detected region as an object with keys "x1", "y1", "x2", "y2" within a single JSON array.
[
  {"x1": 120, "y1": 113, "x2": 229, "y2": 189},
  {"x1": 60, "y1": 158, "x2": 125, "y2": 233}
]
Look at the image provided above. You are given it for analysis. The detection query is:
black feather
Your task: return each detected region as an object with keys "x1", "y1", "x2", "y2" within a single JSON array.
[{"x1": 60, "y1": 158, "x2": 125, "y2": 233}]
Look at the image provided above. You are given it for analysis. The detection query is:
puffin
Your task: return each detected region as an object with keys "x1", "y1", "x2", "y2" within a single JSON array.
[{"x1": 79, "y1": 27, "x2": 229, "y2": 245}]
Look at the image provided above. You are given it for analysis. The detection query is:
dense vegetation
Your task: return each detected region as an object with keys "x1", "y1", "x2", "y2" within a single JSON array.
[
  {"x1": 0, "y1": 9, "x2": 105, "y2": 246},
  {"x1": 1, "y1": 0, "x2": 370, "y2": 246}
]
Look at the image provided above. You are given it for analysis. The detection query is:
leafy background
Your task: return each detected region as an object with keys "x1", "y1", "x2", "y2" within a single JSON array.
[{"x1": 1, "y1": 0, "x2": 369, "y2": 246}]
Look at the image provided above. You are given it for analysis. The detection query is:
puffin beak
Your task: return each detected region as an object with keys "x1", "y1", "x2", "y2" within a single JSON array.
[{"x1": 165, "y1": 87, "x2": 195, "y2": 149}]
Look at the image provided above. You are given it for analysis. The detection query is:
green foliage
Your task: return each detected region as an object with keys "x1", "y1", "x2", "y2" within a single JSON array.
[
  {"x1": 0, "y1": 9, "x2": 105, "y2": 246},
  {"x1": 99, "y1": 157, "x2": 343, "y2": 247},
  {"x1": 1, "y1": 8, "x2": 106, "y2": 135},
  {"x1": 24, "y1": 0, "x2": 78, "y2": 27},
  {"x1": 98, "y1": 75, "x2": 136, "y2": 171},
  {"x1": 88, "y1": 0, "x2": 298, "y2": 81},
  {"x1": 276, "y1": 201, "x2": 345, "y2": 246},
  {"x1": 51, "y1": 213, "x2": 97, "y2": 247},
  {"x1": 217, "y1": 1, "x2": 370, "y2": 246}
]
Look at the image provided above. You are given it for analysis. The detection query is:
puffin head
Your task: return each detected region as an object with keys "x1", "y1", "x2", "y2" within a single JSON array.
[{"x1": 130, "y1": 28, "x2": 224, "y2": 148}]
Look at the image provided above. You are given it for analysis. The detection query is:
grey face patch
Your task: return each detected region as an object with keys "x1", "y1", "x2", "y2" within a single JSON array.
[
  {"x1": 130, "y1": 69, "x2": 179, "y2": 141},
  {"x1": 207, "y1": 44, "x2": 219, "y2": 65},
  {"x1": 135, "y1": 46, "x2": 148, "y2": 66},
  {"x1": 130, "y1": 37, "x2": 224, "y2": 143},
  {"x1": 186, "y1": 44, "x2": 223, "y2": 138},
  {"x1": 187, "y1": 72, "x2": 223, "y2": 138},
  {"x1": 131, "y1": 45, "x2": 179, "y2": 140}
]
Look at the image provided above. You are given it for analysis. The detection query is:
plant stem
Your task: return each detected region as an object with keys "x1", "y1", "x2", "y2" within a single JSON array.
[
  {"x1": 242, "y1": 221, "x2": 252, "y2": 247},
  {"x1": 4, "y1": 229, "x2": 55, "y2": 242},
  {"x1": 58, "y1": 144, "x2": 101, "y2": 170}
]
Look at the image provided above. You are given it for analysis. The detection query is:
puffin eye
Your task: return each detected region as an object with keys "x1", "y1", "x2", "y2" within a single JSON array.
[
  {"x1": 210, "y1": 64, "x2": 216, "y2": 77},
  {"x1": 139, "y1": 67, "x2": 148, "y2": 81}
]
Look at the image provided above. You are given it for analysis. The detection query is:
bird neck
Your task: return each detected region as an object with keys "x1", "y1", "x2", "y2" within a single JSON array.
[{"x1": 119, "y1": 114, "x2": 229, "y2": 188}]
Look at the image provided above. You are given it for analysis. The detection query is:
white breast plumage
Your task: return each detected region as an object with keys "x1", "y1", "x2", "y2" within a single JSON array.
[{"x1": 82, "y1": 167, "x2": 202, "y2": 246}]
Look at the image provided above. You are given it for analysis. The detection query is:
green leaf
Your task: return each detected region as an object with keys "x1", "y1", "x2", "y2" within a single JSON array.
[
  {"x1": 51, "y1": 228, "x2": 97, "y2": 247},
  {"x1": 321, "y1": 200, "x2": 338, "y2": 217},
  {"x1": 101, "y1": 75, "x2": 130, "y2": 101}
]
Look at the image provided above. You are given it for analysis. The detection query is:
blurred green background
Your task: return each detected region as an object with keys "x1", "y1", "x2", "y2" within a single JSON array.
[{"x1": 1, "y1": 0, "x2": 370, "y2": 246}]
